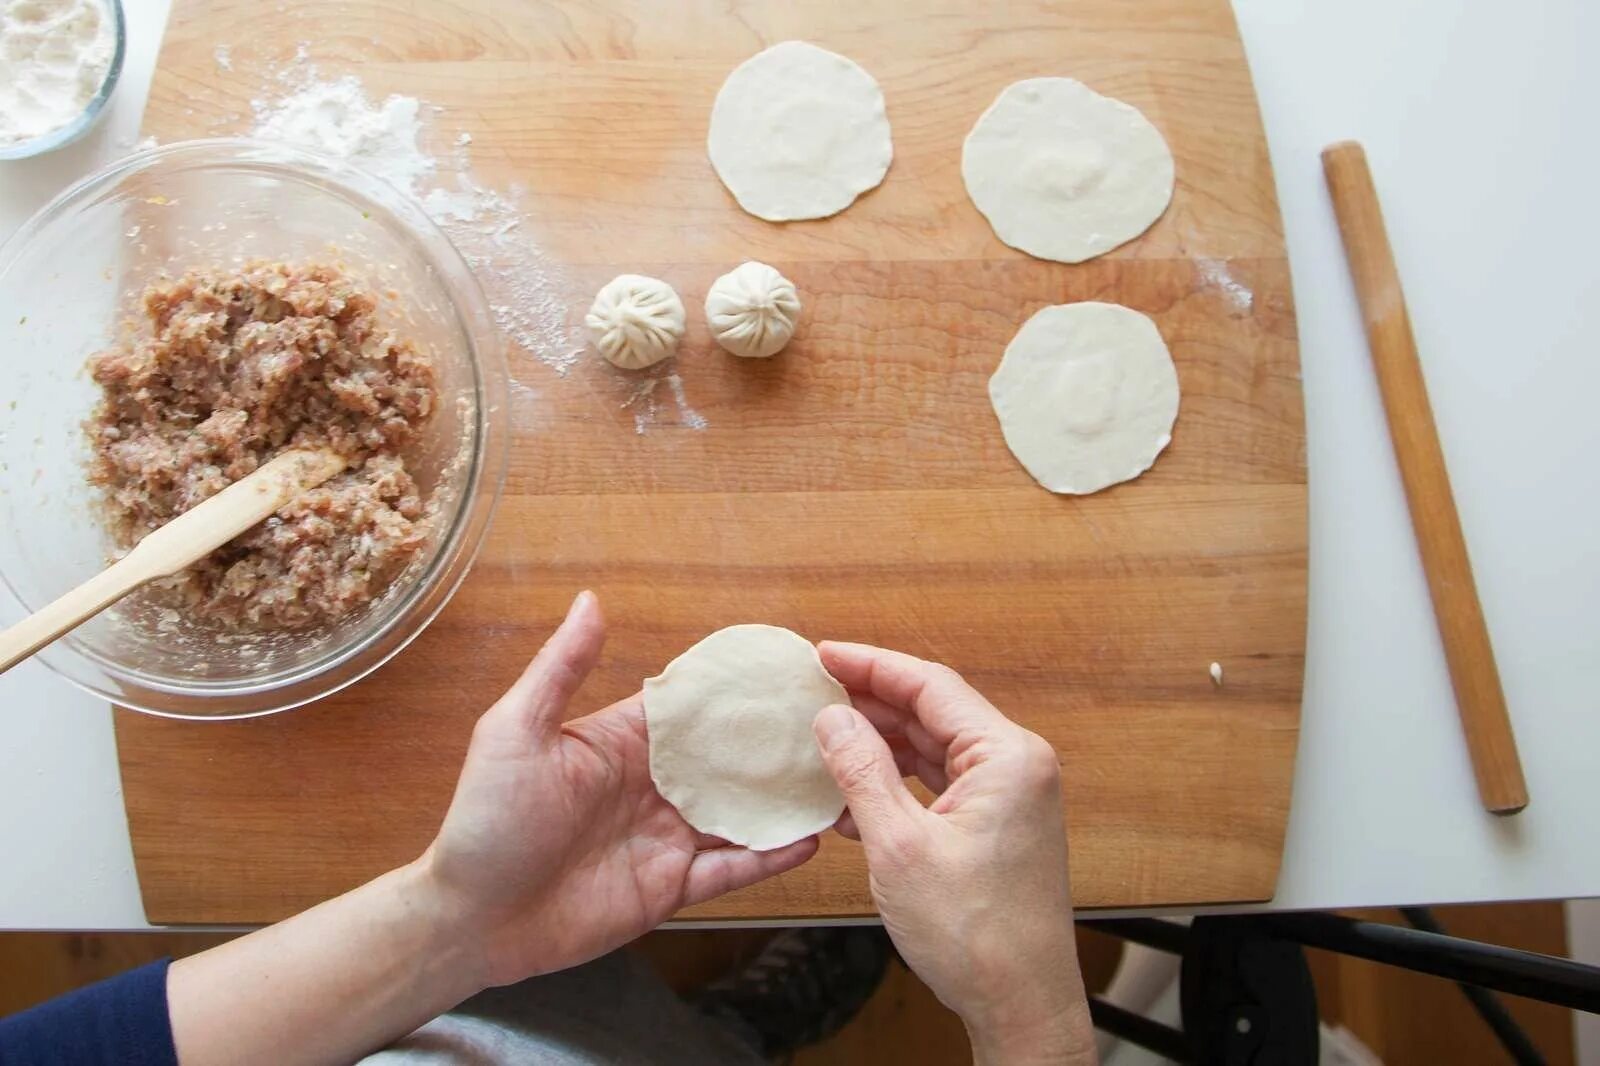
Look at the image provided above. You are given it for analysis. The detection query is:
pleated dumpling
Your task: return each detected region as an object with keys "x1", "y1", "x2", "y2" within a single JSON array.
[
  {"x1": 586, "y1": 274, "x2": 686, "y2": 369},
  {"x1": 704, "y1": 261, "x2": 801, "y2": 359}
]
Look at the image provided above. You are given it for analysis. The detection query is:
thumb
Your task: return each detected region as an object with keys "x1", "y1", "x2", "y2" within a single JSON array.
[
  {"x1": 814, "y1": 704, "x2": 918, "y2": 843},
  {"x1": 495, "y1": 590, "x2": 605, "y2": 737}
]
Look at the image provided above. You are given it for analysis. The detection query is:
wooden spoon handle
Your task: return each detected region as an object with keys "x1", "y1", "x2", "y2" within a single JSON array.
[
  {"x1": 1322, "y1": 141, "x2": 1529, "y2": 815},
  {"x1": 0, "y1": 554, "x2": 163, "y2": 674},
  {"x1": 0, "y1": 449, "x2": 345, "y2": 675}
]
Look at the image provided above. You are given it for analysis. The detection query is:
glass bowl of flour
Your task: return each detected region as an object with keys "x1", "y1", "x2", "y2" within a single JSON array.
[
  {"x1": 0, "y1": 0, "x2": 126, "y2": 160},
  {"x1": 0, "y1": 139, "x2": 510, "y2": 718}
]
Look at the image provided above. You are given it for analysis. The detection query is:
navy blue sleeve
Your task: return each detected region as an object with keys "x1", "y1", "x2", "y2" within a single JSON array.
[{"x1": 0, "y1": 958, "x2": 178, "y2": 1066}]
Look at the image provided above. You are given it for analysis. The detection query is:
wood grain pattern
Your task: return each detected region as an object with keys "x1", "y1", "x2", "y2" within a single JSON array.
[
  {"x1": 1321, "y1": 142, "x2": 1527, "y2": 815},
  {"x1": 116, "y1": 0, "x2": 1307, "y2": 922}
]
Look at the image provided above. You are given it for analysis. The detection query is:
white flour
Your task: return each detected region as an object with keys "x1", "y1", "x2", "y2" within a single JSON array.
[
  {"x1": 252, "y1": 76, "x2": 434, "y2": 198},
  {"x1": 0, "y1": 0, "x2": 116, "y2": 145},
  {"x1": 1196, "y1": 258, "x2": 1254, "y2": 315},
  {"x1": 621, "y1": 377, "x2": 661, "y2": 436},
  {"x1": 619, "y1": 369, "x2": 707, "y2": 434},
  {"x1": 249, "y1": 64, "x2": 589, "y2": 381},
  {"x1": 665, "y1": 373, "x2": 707, "y2": 430},
  {"x1": 246, "y1": 57, "x2": 707, "y2": 430}
]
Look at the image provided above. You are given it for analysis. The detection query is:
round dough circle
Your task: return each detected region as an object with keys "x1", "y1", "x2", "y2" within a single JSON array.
[
  {"x1": 705, "y1": 261, "x2": 802, "y2": 358},
  {"x1": 644, "y1": 624, "x2": 847, "y2": 851},
  {"x1": 962, "y1": 78, "x2": 1174, "y2": 264},
  {"x1": 707, "y1": 40, "x2": 893, "y2": 222},
  {"x1": 586, "y1": 274, "x2": 686, "y2": 369},
  {"x1": 988, "y1": 302, "x2": 1179, "y2": 495}
]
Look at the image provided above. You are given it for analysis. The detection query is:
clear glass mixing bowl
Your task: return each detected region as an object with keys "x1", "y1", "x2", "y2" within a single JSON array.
[{"x1": 0, "y1": 139, "x2": 509, "y2": 719}]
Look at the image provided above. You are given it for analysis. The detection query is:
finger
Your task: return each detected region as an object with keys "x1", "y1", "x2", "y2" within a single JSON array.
[
  {"x1": 851, "y1": 690, "x2": 947, "y2": 767},
  {"x1": 832, "y1": 809, "x2": 861, "y2": 840},
  {"x1": 850, "y1": 691, "x2": 911, "y2": 736},
  {"x1": 819, "y1": 641, "x2": 1009, "y2": 744},
  {"x1": 813, "y1": 703, "x2": 922, "y2": 843},
  {"x1": 683, "y1": 837, "x2": 819, "y2": 908},
  {"x1": 890, "y1": 745, "x2": 949, "y2": 795},
  {"x1": 693, "y1": 831, "x2": 733, "y2": 851},
  {"x1": 901, "y1": 716, "x2": 946, "y2": 766},
  {"x1": 915, "y1": 754, "x2": 950, "y2": 794},
  {"x1": 560, "y1": 693, "x2": 652, "y2": 782},
  {"x1": 567, "y1": 692, "x2": 646, "y2": 744},
  {"x1": 499, "y1": 591, "x2": 606, "y2": 736}
]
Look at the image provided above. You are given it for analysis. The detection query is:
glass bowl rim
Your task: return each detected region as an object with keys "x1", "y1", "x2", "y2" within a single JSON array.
[
  {"x1": 0, "y1": 136, "x2": 511, "y2": 721},
  {"x1": 0, "y1": 0, "x2": 129, "y2": 162}
]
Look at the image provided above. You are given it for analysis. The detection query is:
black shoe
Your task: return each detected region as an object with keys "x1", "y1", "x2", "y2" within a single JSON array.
[{"x1": 693, "y1": 926, "x2": 895, "y2": 1058}]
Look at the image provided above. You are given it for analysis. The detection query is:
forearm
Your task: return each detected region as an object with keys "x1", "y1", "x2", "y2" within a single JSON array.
[
  {"x1": 965, "y1": 938, "x2": 1098, "y2": 1066},
  {"x1": 968, "y1": 1001, "x2": 1098, "y2": 1066},
  {"x1": 168, "y1": 859, "x2": 486, "y2": 1066}
]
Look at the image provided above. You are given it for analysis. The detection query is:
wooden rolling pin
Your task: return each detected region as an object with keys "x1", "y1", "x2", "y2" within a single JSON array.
[
  {"x1": 1322, "y1": 141, "x2": 1528, "y2": 815},
  {"x1": 0, "y1": 449, "x2": 346, "y2": 675}
]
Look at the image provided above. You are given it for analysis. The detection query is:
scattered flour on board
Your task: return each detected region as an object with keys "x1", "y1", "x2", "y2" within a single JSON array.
[
  {"x1": 213, "y1": 45, "x2": 231, "y2": 71},
  {"x1": 619, "y1": 369, "x2": 707, "y2": 435},
  {"x1": 620, "y1": 377, "x2": 660, "y2": 436},
  {"x1": 246, "y1": 55, "x2": 586, "y2": 380},
  {"x1": 665, "y1": 374, "x2": 707, "y2": 430},
  {"x1": 1196, "y1": 258, "x2": 1253, "y2": 314},
  {"x1": 252, "y1": 76, "x2": 435, "y2": 196}
]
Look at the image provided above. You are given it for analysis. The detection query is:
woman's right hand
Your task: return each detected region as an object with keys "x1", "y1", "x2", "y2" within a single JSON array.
[{"x1": 812, "y1": 642, "x2": 1097, "y2": 1066}]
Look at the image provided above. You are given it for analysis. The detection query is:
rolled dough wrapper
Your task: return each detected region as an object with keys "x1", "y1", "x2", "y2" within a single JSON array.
[
  {"x1": 643, "y1": 623, "x2": 847, "y2": 851},
  {"x1": 989, "y1": 301, "x2": 1180, "y2": 495},
  {"x1": 707, "y1": 40, "x2": 893, "y2": 222},
  {"x1": 962, "y1": 77, "x2": 1174, "y2": 264}
]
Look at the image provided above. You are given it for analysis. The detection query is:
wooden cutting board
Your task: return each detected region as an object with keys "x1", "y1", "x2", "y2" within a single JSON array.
[{"x1": 116, "y1": 0, "x2": 1306, "y2": 923}]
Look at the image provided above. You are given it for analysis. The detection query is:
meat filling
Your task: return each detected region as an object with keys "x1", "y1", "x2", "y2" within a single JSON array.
[{"x1": 86, "y1": 261, "x2": 439, "y2": 630}]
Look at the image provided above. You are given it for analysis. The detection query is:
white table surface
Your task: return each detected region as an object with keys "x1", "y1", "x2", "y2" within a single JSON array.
[{"x1": 2, "y1": 0, "x2": 1597, "y2": 930}]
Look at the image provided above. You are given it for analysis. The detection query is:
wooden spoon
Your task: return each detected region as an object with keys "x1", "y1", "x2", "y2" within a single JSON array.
[{"x1": 0, "y1": 448, "x2": 346, "y2": 674}]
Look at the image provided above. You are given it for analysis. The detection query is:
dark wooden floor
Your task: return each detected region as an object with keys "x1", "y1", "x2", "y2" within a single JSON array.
[{"x1": 0, "y1": 904, "x2": 1575, "y2": 1064}]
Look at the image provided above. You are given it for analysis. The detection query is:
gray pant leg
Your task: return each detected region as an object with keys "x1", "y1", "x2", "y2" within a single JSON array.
[{"x1": 364, "y1": 950, "x2": 765, "y2": 1065}]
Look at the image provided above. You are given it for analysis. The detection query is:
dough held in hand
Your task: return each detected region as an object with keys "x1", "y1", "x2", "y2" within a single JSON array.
[
  {"x1": 586, "y1": 274, "x2": 687, "y2": 370},
  {"x1": 989, "y1": 301, "x2": 1180, "y2": 495},
  {"x1": 705, "y1": 261, "x2": 802, "y2": 358},
  {"x1": 707, "y1": 40, "x2": 893, "y2": 222},
  {"x1": 963, "y1": 77, "x2": 1174, "y2": 264},
  {"x1": 643, "y1": 624, "x2": 847, "y2": 851}
]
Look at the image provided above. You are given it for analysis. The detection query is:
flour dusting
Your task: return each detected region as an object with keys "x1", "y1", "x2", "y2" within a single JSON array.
[
  {"x1": 620, "y1": 378, "x2": 661, "y2": 436},
  {"x1": 246, "y1": 59, "x2": 585, "y2": 378},
  {"x1": 1196, "y1": 258, "x2": 1253, "y2": 314},
  {"x1": 665, "y1": 374, "x2": 707, "y2": 431},
  {"x1": 252, "y1": 76, "x2": 435, "y2": 196},
  {"x1": 459, "y1": 195, "x2": 584, "y2": 376},
  {"x1": 618, "y1": 368, "x2": 707, "y2": 434}
]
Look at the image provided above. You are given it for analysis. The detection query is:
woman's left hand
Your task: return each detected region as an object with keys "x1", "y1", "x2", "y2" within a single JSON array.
[
  {"x1": 417, "y1": 591, "x2": 818, "y2": 987},
  {"x1": 169, "y1": 591, "x2": 813, "y2": 1066}
]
